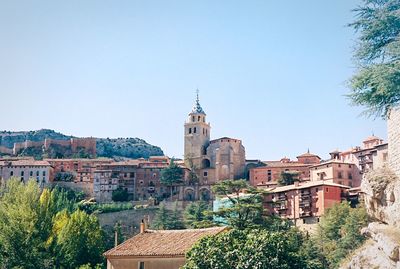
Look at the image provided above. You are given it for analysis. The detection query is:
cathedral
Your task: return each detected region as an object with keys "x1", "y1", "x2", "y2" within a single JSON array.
[{"x1": 180, "y1": 93, "x2": 246, "y2": 201}]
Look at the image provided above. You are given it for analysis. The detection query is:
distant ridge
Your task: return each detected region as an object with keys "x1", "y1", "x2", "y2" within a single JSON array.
[{"x1": 0, "y1": 129, "x2": 164, "y2": 159}]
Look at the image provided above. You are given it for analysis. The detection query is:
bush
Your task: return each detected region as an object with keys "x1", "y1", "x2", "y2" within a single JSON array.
[{"x1": 112, "y1": 187, "x2": 129, "y2": 202}]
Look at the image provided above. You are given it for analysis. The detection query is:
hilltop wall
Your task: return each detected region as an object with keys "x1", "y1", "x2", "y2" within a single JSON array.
[{"x1": 388, "y1": 107, "x2": 400, "y2": 177}]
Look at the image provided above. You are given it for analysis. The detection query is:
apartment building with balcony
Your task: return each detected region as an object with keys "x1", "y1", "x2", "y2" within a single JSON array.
[{"x1": 261, "y1": 181, "x2": 349, "y2": 230}]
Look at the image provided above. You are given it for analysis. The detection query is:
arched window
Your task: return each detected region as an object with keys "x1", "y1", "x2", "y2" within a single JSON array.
[
  {"x1": 198, "y1": 116, "x2": 201, "y2": 121},
  {"x1": 194, "y1": 127, "x2": 197, "y2": 133},
  {"x1": 192, "y1": 116, "x2": 195, "y2": 122},
  {"x1": 189, "y1": 128, "x2": 192, "y2": 134},
  {"x1": 202, "y1": 146, "x2": 207, "y2": 155},
  {"x1": 202, "y1": 159, "x2": 211, "y2": 168}
]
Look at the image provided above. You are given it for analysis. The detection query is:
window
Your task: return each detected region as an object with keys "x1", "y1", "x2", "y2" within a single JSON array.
[
  {"x1": 192, "y1": 116, "x2": 195, "y2": 122},
  {"x1": 30, "y1": 171, "x2": 33, "y2": 177},
  {"x1": 21, "y1": 171, "x2": 24, "y2": 177},
  {"x1": 10, "y1": 171, "x2": 13, "y2": 176},
  {"x1": 189, "y1": 128, "x2": 192, "y2": 134},
  {"x1": 338, "y1": 172, "x2": 343, "y2": 179},
  {"x1": 194, "y1": 127, "x2": 197, "y2": 133},
  {"x1": 198, "y1": 116, "x2": 201, "y2": 121},
  {"x1": 203, "y1": 171, "x2": 208, "y2": 177},
  {"x1": 348, "y1": 173, "x2": 353, "y2": 179},
  {"x1": 325, "y1": 188, "x2": 329, "y2": 193},
  {"x1": 36, "y1": 171, "x2": 39, "y2": 177},
  {"x1": 43, "y1": 171, "x2": 46, "y2": 176}
]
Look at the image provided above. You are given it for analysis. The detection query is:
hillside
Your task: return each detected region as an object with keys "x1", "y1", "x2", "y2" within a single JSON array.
[{"x1": 0, "y1": 129, "x2": 164, "y2": 159}]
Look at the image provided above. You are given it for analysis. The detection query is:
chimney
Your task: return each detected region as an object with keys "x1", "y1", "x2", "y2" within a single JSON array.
[
  {"x1": 294, "y1": 181, "x2": 299, "y2": 187},
  {"x1": 140, "y1": 219, "x2": 145, "y2": 234}
]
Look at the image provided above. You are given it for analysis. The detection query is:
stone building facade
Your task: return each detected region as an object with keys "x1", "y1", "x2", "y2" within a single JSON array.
[
  {"x1": 388, "y1": 107, "x2": 400, "y2": 177},
  {"x1": 184, "y1": 94, "x2": 246, "y2": 184}
]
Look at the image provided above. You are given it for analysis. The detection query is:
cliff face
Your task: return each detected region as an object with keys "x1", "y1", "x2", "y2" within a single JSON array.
[{"x1": 342, "y1": 108, "x2": 400, "y2": 269}]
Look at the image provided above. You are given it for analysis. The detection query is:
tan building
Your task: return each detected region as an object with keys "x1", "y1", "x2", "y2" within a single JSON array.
[
  {"x1": 332, "y1": 135, "x2": 388, "y2": 174},
  {"x1": 104, "y1": 226, "x2": 227, "y2": 269},
  {"x1": 0, "y1": 159, "x2": 51, "y2": 186},
  {"x1": 310, "y1": 159, "x2": 361, "y2": 188},
  {"x1": 184, "y1": 94, "x2": 246, "y2": 184}
]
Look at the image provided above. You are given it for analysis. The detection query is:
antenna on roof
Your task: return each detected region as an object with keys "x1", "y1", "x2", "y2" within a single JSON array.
[{"x1": 307, "y1": 148, "x2": 310, "y2": 154}]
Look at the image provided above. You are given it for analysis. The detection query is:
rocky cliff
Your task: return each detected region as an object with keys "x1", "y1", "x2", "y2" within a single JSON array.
[{"x1": 342, "y1": 108, "x2": 400, "y2": 269}]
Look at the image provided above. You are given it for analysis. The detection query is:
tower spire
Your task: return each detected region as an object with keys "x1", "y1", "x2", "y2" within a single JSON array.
[{"x1": 191, "y1": 89, "x2": 205, "y2": 114}]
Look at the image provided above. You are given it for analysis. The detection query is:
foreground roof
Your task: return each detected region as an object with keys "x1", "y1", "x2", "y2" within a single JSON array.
[{"x1": 104, "y1": 227, "x2": 227, "y2": 258}]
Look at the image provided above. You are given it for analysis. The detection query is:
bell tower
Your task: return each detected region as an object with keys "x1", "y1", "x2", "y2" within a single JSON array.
[{"x1": 184, "y1": 91, "x2": 211, "y2": 169}]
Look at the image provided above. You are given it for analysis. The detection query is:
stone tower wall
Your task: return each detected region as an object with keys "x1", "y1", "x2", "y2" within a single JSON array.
[{"x1": 388, "y1": 107, "x2": 400, "y2": 177}]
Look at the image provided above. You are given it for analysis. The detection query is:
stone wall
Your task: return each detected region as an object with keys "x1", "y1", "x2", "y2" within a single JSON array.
[
  {"x1": 388, "y1": 107, "x2": 400, "y2": 177},
  {"x1": 98, "y1": 208, "x2": 157, "y2": 237}
]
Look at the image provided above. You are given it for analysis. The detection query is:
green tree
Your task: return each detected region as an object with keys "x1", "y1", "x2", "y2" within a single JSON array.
[
  {"x1": 309, "y1": 202, "x2": 368, "y2": 269},
  {"x1": 169, "y1": 202, "x2": 185, "y2": 229},
  {"x1": 184, "y1": 201, "x2": 213, "y2": 228},
  {"x1": 56, "y1": 210, "x2": 105, "y2": 268},
  {"x1": 112, "y1": 187, "x2": 129, "y2": 202},
  {"x1": 348, "y1": 0, "x2": 400, "y2": 118},
  {"x1": 278, "y1": 171, "x2": 300, "y2": 186},
  {"x1": 152, "y1": 204, "x2": 172, "y2": 230},
  {"x1": 160, "y1": 159, "x2": 184, "y2": 201},
  {"x1": 183, "y1": 229, "x2": 310, "y2": 269},
  {"x1": 212, "y1": 180, "x2": 266, "y2": 230}
]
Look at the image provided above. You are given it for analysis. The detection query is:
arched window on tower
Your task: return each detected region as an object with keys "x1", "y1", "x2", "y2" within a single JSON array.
[
  {"x1": 192, "y1": 116, "x2": 195, "y2": 122},
  {"x1": 198, "y1": 116, "x2": 201, "y2": 121},
  {"x1": 203, "y1": 117, "x2": 205, "y2": 122},
  {"x1": 189, "y1": 128, "x2": 192, "y2": 134},
  {"x1": 194, "y1": 127, "x2": 197, "y2": 133}
]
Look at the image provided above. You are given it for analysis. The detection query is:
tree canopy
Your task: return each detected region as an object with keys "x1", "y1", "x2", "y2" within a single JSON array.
[
  {"x1": 348, "y1": 0, "x2": 400, "y2": 118},
  {"x1": 0, "y1": 178, "x2": 105, "y2": 268}
]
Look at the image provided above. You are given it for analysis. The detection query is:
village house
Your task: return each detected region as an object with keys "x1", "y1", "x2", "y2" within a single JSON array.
[
  {"x1": 104, "y1": 225, "x2": 227, "y2": 269},
  {"x1": 309, "y1": 159, "x2": 361, "y2": 188},
  {"x1": 260, "y1": 181, "x2": 350, "y2": 230},
  {"x1": 332, "y1": 135, "x2": 388, "y2": 174},
  {"x1": 249, "y1": 151, "x2": 321, "y2": 187},
  {"x1": 0, "y1": 158, "x2": 51, "y2": 186}
]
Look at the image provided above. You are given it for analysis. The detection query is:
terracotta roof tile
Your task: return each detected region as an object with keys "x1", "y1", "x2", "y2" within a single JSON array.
[{"x1": 104, "y1": 227, "x2": 227, "y2": 258}]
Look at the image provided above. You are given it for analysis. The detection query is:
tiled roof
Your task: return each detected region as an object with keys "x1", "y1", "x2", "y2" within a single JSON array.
[
  {"x1": 260, "y1": 180, "x2": 350, "y2": 193},
  {"x1": 0, "y1": 160, "x2": 51, "y2": 167},
  {"x1": 104, "y1": 227, "x2": 227, "y2": 258},
  {"x1": 297, "y1": 152, "x2": 321, "y2": 159},
  {"x1": 261, "y1": 161, "x2": 311, "y2": 168}
]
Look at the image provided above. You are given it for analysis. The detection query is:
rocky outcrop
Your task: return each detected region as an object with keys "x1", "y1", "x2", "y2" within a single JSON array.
[
  {"x1": 362, "y1": 167, "x2": 400, "y2": 226},
  {"x1": 343, "y1": 222, "x2": 400, "y2": 269}
]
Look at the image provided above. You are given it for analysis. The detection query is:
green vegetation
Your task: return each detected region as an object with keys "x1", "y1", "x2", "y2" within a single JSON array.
[
  {"x1": 305, "y1": 203, "x2": 369, "y2": 269},
  {"x1": 183, "y1": 229, "x2": 310, "y2": 269},
  {"x1": 54, "y1": 171, "x2": 76, "y2": 182},
  {"x1": 212, "y1": 179, "x2": 266, "y2": 230},
  {"x1": 278, "y1": 171, "x2": 300, "y2": 186},
  {"x1": 112, "y1": 187, "x2": 129, "y2": 202},
  {"x1": 96, "y1": 137, "x2": 163, "y2": 159},
  {"x1": 183, "y1": 180, "x2": 317, "y2": 269},
  {"x1": 152, "y1": 203, "x2": 185, "y2": 230},
  {"x1": 0, "y1": 178, "x2": 105, "y2": 268},
  {"x1": 184, "y1": 201, "x2": 214, "y2": 228},
  {"x1": 348, "y1": 0, "x2": 400, "y2": 118},
  {"x1": 160, "y1": 159, "x2": 184, "y2": 201}
]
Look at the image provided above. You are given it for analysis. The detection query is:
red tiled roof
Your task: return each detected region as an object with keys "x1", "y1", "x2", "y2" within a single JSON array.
[
  {"x1": 261, "y1": 161, "x2": 311, "y2": 168},
  {"x1": 0, "y1": 160, "x2": 51, "y2": 167},
  {"x1": 104, "y1": 227, "x2": 227, "y2": 258}
]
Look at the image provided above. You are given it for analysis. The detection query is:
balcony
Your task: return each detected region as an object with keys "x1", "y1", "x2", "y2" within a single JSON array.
[
  {"x1": 299, "y1": 201, "x2": 311, "y2": 208},
  {"x1": 300, "y1": 211, "x2": 312, "y2": 217}
]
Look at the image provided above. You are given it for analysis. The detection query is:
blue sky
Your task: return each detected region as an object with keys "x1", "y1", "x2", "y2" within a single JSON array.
[{"x1": 0, "y1": 0, "x2": 387, "y2": 160}]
